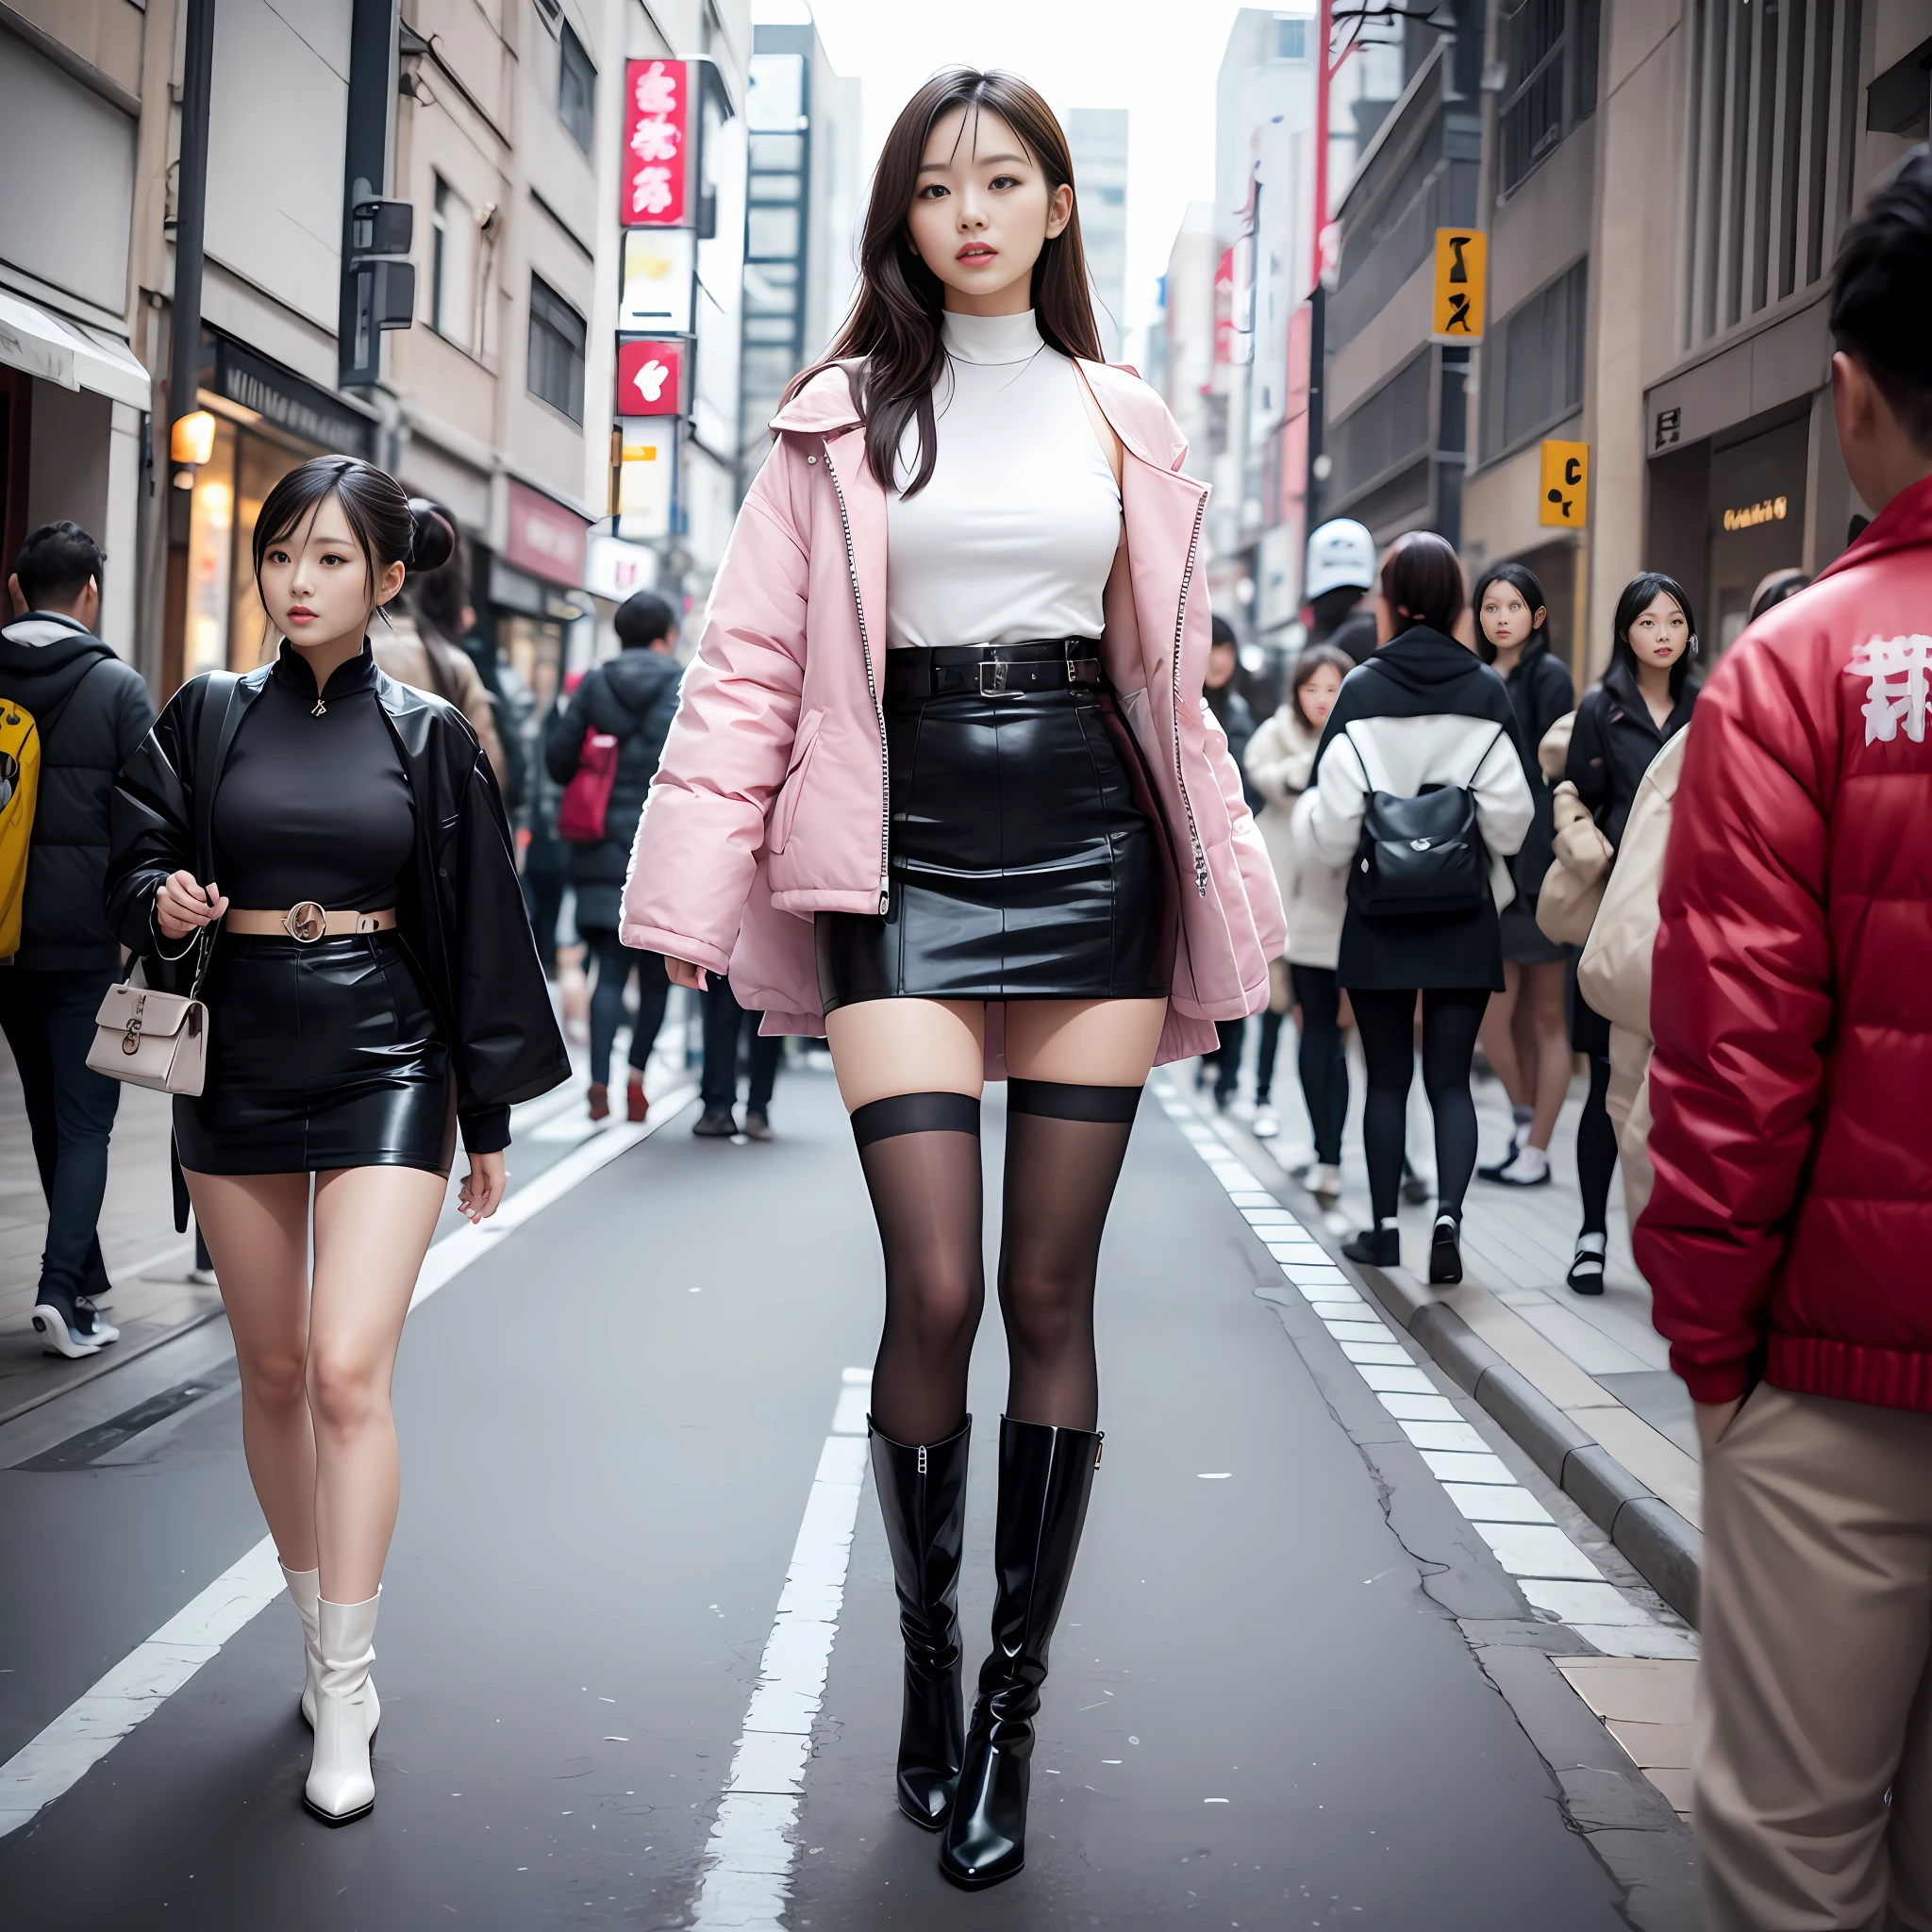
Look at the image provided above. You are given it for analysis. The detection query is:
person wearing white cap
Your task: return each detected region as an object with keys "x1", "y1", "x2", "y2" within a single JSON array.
[{"x1": 1304, "y1": 519, "x2": 1380, "y2": 665}]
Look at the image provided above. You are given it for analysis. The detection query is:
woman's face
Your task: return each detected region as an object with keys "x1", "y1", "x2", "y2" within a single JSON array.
[
  {"x1": 1296, "y1": 663, "x2": 1343, "y2": 729},
  {"x1": 906, "y1": 106, "x2": 1072, "y2": 315},
  {"x1": 1626, "y1": 591, "x2": 1690, "y2": 673},
  {"x1": 1479, "y1": 581, "x2": 1545, "y2": 653},
  {"x1": 258, "y1": 497, "x2": 404, "y2": 651},
  {"x1": 1206, "y1": 641, "x2": 1238, "y2": 690}
]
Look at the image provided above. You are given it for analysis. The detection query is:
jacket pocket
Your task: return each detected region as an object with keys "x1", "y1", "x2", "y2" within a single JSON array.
[{"x1": 768, "y1": 708, "x2": 824, "y2": 856}]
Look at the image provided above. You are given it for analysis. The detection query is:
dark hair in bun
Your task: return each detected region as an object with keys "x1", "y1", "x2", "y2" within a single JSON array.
[{"x1": 253, "y1": 455, "x2": 450, "y2": 601}]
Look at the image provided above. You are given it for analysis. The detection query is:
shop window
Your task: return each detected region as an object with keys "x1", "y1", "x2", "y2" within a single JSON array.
[
  {"x1": 558, "y1": 24, "x2": 595, "y2": 154},
  {"x1": 528, "y1": 275, "x2": 587, "y2": 424},
  {"x1": 1497, "y1": 0, "x2": 1601, "y2": 196},
  {"x1": 1683, "y1": 0, "x2": 1862, "y2": 347},
  {"x1": 1277, "y1": 17, "x2": 1308, "y2": 59},
  {"x1": 431, "y1": 176, "x2": 475, "y2": 353},
  {"x1": 1482, "y1": 257, "x2": 1588, "y2": 461}
]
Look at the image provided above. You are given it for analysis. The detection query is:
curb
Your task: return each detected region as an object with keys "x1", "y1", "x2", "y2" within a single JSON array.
[{"x1": 1346, "y1": 1256, "x2": 1703, "y2": 1628}]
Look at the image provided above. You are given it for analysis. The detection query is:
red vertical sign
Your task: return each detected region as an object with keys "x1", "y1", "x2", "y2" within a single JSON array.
[
  {"x1": 617, "y1": 338, "x2": 685, "y2": 416},
  {"x1": 623, "y1": 59, "x2": 690, "y2": 227},
  {"x1": 1213, "y1": 248, "x2": 1236, "y2": 366}
]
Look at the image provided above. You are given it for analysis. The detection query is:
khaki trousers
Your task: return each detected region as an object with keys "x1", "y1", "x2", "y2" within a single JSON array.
[{"x1": 1697, "y1": 1383, "x2": 1932, "y2": 1930}]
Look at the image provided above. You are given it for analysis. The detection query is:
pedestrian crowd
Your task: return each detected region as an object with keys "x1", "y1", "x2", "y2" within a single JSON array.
[{"x1": 0, "y1": 120, "x2": 1928, "y2": 1931}]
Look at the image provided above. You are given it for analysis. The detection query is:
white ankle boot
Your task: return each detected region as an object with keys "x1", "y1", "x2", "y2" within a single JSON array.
[
  {"x1": 283, "y1": 1565, "x2": 378, "y2": 1734},
  {"x1": 305, "y1": 1591, "x2": 380, "y2": 1823}
]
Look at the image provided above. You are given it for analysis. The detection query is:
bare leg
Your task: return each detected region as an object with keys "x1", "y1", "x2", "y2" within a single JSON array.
[
  {"x1": 185, "y1": 1170, "x2": 317, "y2": 1571},
  {"x1": 997, "y1": 999, "x2": 1167, "y2": 1430},
  {"x1": 307, "y1": 1165, "x2": 448, "y2": 1604},
  {"x1": 1523, "y1": 959, "x2": 1573, "y2": 1153},
  {"x1": 1479, "y1": 962, "x2": 1527, "y2": 1110}
]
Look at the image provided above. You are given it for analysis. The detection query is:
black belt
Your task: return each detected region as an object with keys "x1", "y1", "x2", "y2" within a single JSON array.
[{"x1": 884, "y1": 639, "x2": 1105, "y2": 701}]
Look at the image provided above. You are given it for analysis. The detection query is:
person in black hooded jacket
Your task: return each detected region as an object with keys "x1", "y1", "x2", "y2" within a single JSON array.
[
  {"x1": 545, "y1": 589, "x2": 683, "y2": 1122},
  {"x1": 0, "y1": 521, "x2": 155, "y2": 1357},
  {"x1": 1300, "y1": 532, "x2": 1534, "y2": 1287}
]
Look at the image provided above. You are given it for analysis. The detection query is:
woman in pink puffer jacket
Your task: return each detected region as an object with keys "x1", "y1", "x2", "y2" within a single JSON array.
[{"x1": 621, "y1": 69, "x2": 1283, "y2": 1891}]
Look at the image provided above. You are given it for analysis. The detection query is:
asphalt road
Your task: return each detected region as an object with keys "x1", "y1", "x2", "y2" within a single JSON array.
[{"x1": 0, "y1": 1067, "x2": 1697, "y2": 1929}]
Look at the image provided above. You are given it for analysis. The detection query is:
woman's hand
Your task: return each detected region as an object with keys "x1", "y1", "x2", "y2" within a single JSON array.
[
  {"x1": 664, "y1": 957, "x2": 709, "y2": 991},
  {"x1": 156, "y1": 870, "x2": 228, "y2": 941},
  {"x1": 458, "y1": 1151, "x2": 507, "y2": 1223}
]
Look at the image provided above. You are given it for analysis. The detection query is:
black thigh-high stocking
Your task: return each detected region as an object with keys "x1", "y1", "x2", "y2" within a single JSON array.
[
  {"x1": 1576, "y1": 1054, "x2": 1618, "y2": 1236},
  {"x1": 996, "y1": 1079, "x2": 1141, "y2": 1432},
  {"x1": 854, "y1": 1092, "x2": 986, "y2": 1446}
]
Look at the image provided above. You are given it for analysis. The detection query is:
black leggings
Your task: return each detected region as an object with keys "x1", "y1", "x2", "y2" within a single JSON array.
[
  {"x1": 1349, "y1": 987, "x2": 1488, "y2": 1223},
  {"x1": 1290, "y1": 965, "x2": 1348, "y2": 1166},
  {"x1": 1576, "y1": 1053, "x2": 1617, "y2": 1236},
  {"x1": 853, "y1": 1081, "x2": 1141, "y2": 1445},
  {"x1": 585, "y1": 930, "x2": 672, "y2": 1089}
]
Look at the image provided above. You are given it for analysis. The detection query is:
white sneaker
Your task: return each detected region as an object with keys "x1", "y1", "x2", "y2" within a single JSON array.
[
  {"x1": 188, "y1": 1267, "x2": 219, "y2": 1287},
  {"x1": 1309, "y1": 1163, "x2": 1342, "y2": 1207},
  {"x1": 1252, "y1": 1107, "x2": 1280, "y2": 1141},
  {"x1": 1492, "y1": 1146, "x2": 1552, "y2": 1187},
  {"x1": 30, "y1": 1299, "x2": 100, "y2": 1358}
]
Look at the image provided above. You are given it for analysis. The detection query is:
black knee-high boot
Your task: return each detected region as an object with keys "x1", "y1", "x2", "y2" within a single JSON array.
[
  {"x1": 869, "y1": 1415, "x2": 972, "y2": 1829},
  {"x1": 939, "y1": 1416, "x2": 1102, "y2": 1889}
]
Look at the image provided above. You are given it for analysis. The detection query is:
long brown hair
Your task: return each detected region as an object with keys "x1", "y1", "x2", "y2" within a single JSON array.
[{"x1": 788, "y1": 69, "x2": 1104, "y2": 496}]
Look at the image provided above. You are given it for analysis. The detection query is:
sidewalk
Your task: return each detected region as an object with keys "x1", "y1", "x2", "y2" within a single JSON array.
[{"x1": 1212, "y1": 1035, "x2": 1703, "y2": 1538}]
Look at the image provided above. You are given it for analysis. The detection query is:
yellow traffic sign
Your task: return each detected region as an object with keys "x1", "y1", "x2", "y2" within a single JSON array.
[
  {"x1": 1431, "y1": 228, "x2": 1486, "y2": 341},
  {"x1": 1540, "y1": 440, "x2": 1589, "y2": 527}
]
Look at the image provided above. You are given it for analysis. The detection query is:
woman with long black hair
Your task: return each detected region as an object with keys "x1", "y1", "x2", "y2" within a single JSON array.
[
  {"x1": 104, "y1": 458, "x2": 567, "y2": 1824},
  {"x1": 1300, "y1": 533, "x2": 1534, "y2": 1285},
  {"x1": 1470, "y1": 563, "x2": 1574, "y2": 1189},
  {"x1": 618, "y1": 69, "x2": 1281, "y2": 1888},
  {"x1": 1562, "y1": 573, "x2": 1700, "y2": 1291}
]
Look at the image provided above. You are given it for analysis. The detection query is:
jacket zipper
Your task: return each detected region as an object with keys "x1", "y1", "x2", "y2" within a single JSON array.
[
  {"x1": 1173, "y1": 489, "x2": 1210, "y2": 898},
  {"x1": 822, "y1": 436, "x2": 891, "y2": 915}
]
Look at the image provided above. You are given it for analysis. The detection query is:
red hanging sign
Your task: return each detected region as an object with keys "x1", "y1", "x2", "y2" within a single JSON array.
[
  {"x1": 622, "y1": 59, "x2": 689, "y2": 227},
  {"x1": 617, "y1": 338, "x2": 685, "y2": 416}
]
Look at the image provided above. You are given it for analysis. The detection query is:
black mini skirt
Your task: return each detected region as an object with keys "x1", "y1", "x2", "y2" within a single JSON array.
[
  {"x1": 175, "y1": 931, "x2": 456, "y2": 1177},
  {"x1": 816, "y1": 641, "x2": 1176, "y2": 1009}
]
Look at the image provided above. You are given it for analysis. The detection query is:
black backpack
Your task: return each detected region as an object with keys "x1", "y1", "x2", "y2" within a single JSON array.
[{"x1": 1344, "y1": 722, "x2": 1506, "y2": 919}]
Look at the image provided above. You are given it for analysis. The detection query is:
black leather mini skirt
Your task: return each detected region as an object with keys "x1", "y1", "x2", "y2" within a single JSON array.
[
  {"x1": 816, "y1": 640, "x2": 1176, "y2": 1009},
  {"x1": 175, "y1": 931, "x2": 456, "y2": 1177}
]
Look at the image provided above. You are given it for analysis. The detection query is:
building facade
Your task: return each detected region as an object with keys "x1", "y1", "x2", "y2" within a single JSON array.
[
  {"x1": 1067, "y1": 108, "x2": 1129, "y2": 361},
  {"x1": 1461, "y1": 0, "x2": 1929, "y2": 681}
]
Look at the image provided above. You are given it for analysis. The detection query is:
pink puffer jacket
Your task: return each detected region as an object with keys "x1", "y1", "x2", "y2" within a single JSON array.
[{"x1": 619, "y1": 358, "x2": 1287, "y2": 1074}]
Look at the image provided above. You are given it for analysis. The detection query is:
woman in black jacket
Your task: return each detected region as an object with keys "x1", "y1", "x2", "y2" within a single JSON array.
[
  {"x1": 1561, "y1": 572, "x2": 1700, "y2": 1291},
  {"x1": 105, "y1": 458, "x2": 567, "y2": 1825},
  {"x1": 1300, "y1": 533, "x2": 1534, "y2": 1285},
  {"x1": 544, "y1": 589, "x2": 683, "y2": 1122},
  {"x1": 1471, "y1": 563, "x2": 1574, "y2": 1189}
]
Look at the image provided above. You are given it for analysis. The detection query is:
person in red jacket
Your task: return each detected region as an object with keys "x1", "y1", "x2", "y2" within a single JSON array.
[{"x1": 1636, "y1": 151, "x2": 1932, "y2": 1931}]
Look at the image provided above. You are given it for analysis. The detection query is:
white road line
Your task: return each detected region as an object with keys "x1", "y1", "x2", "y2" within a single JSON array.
[
  {"x1": 690, "y1": 1369, "x2": 873, "y2": 1931},
  {"x1": 0, "y1": 1084, "x2": 700, "y2": 1841},
  {"x1": 1153, "y1": 1080, "x2": 1696, "y2": 1660}
]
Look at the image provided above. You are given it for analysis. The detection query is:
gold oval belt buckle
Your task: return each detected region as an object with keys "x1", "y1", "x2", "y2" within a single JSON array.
[{"x1": 284, "y1": 901, "x2": 326, "y2": 943}]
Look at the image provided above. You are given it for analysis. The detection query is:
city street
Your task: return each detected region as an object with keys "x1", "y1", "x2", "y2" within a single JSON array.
[{"x1": 0, "y1": 1065, "x2": 1698, "y2": 1929}]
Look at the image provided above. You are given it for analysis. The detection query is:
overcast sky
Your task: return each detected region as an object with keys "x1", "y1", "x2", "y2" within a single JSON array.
[{"x1": 763, "y1": 0, "x2": 1252, "y2": 359}]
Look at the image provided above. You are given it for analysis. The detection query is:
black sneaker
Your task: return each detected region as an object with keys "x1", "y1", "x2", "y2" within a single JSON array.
[
  {"x1": 1341, "y1": 1225, "x2": 1400, "y2": 1268},
  {"x1": 30, "y1": 1289, "x2": 100, "y2": 1359},
  {"x1": 1428, "y1": 1214, "x2": 1463, "y2": 1286},
  {"x1": 1475, "y1": 1135, "x2": 1520, "y2": 1182},
  {"x1": 692, "y1": 1108, "x2": 739, "y2": 1139},
  {"x1": 1400, "y1": 1160, "x2": 1432, "y2": 1207}
]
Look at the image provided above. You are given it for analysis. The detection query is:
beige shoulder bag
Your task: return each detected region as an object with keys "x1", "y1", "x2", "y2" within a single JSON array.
[{"x1": 87, "y1": 930, "x2": 215, "y2": 1094}]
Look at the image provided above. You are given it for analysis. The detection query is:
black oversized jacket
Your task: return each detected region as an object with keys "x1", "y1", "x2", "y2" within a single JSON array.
[
  {"x1": 1567, "y1": 657, "x2": 1700, "y2": 852},
  {"x1": 1499, "y1": 637, "x2": 1574, "y2": 903},
  {"x1": 104, "y1": 650, "x2": 568, "y2": 1152},
  {"x1": 0, "y1": 613, "x2": 156, "y2": 971},
  {"x1": 543, "y1": 645, "x2": 682, "y2": 933}
]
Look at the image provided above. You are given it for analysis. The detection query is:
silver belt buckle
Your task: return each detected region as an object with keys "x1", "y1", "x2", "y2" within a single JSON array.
[
  {"x1": 284, "y1": 901, "x2": 326, "y2": 943},
  {"x1": 978, "y1": 657, "x2": 1020, "y2": 698}
]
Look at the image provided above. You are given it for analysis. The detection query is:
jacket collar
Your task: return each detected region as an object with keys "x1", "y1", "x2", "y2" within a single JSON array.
[
  {"x1": 768, "y1": 353, "x2": 1192, "y2": 478},
  {"x1": 2, "y1": 610, "x2": 97, "y2": 650},
  {"x1": 1603, "y1": 655, "x2": 1697, "y2": 739},
  {"x1": 272, "y1": 637, "x2": 378, "y2": 700},
  {"x1": 1814, "y1": 471, "x2": 1932, "y2": 586}
]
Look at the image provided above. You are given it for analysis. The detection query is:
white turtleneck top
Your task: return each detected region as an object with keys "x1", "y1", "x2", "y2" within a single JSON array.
[{"x1": 884, "y1": 308, "x2": 1123, "y2": 651}]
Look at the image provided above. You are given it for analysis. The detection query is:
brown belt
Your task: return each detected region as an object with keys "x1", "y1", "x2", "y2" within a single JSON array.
[{"x1": 226, "y1": 905, "x2": 397, "y2": 942}]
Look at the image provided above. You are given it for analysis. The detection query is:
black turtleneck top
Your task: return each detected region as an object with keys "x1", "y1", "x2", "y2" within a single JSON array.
[{"x1": 212, "y1": 641, "x2": 415, "y2": 910}]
